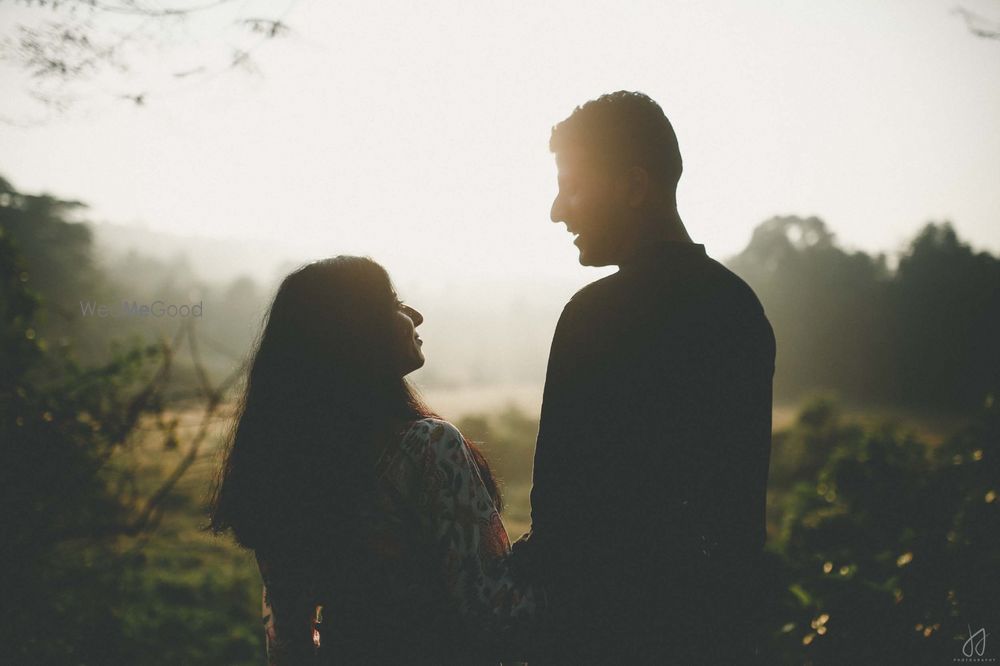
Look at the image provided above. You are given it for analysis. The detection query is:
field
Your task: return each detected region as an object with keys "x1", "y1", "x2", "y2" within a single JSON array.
[
  {"x1": 94, "y1": 389, "x2": 982, "y2": 665},
  {"x1": 114, "y1": 407, "x2": 264, "y2": 664}
]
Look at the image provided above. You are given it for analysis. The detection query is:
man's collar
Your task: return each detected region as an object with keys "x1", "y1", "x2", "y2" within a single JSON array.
[{"x1": 621, "y1": 241, "x2": 706, "y2": 268}]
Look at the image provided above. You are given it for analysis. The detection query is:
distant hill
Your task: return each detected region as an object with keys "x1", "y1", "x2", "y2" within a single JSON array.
[{"x1": 87, "y1": 221, "x2": 303, "y2": 285}]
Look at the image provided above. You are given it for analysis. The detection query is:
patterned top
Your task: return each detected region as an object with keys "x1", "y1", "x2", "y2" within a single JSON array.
[{"x1": 259, "y1": 418, "x2": 539, "y2": 665}]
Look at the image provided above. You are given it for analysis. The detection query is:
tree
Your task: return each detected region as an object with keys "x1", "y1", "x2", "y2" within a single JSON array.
[
  {"x1": 0, "y1": 223, "x2": 160, "y2": 662},
  {"x1": 1, "y1": 179, "x2": 251, "y2": 663},
  {"x1": 727, "y1": 216, "x2": 894, "y2": 403},
  {"x1": 0, "y1": 174, "x2": 107, "y2": 354},
  {"x1": 892, "y1": 223, "x2": 1000, "y2": 410},
  {"x1": 728, "y1": 216, "x2": 1000, "y2": 411},
  {"x1": 0, "y1": 0, "x2": 292, "y2": 119}
]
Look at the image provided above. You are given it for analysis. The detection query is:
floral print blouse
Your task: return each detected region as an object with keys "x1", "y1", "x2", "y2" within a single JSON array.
[{"x1": 258, "y1": 418, "x2": 539, "y2": 665}]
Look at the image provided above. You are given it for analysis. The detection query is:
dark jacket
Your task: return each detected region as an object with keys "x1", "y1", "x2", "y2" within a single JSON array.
[{"x1": 513, "y1": 241, "x2": 776, "y2": 665}]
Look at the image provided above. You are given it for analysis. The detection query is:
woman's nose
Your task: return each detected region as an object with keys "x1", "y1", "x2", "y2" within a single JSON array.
[
  {"x1": 404, "y1": 305, "x2": 423, "y2": 327},
  {"x1": 550, "y1": 194, "x2": 564, "y2": 223}
]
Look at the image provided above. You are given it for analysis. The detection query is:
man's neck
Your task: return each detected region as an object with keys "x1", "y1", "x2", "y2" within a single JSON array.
[
  {"x1": 637, "y1": 210, "x2": 692, "y2": 244},
  {"x1": 614, "y1": 210, "x2": 693, "y2": 265}
]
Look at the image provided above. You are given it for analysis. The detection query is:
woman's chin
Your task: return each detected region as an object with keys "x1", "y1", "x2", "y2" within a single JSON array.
[{"x1": 402, "y1": 357, "x2": 425, "y2": 377}]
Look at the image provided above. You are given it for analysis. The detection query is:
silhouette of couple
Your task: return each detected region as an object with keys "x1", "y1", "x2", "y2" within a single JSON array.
[{"x1": 211, "y1": 91, "x2": 776, "y2": 665}]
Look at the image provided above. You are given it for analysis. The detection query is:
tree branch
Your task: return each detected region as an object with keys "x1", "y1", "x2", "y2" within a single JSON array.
[
  {"x1": 124, "y1": 322, "x2": 244, "y2": 536},
  {"x1": 954, "y1": 6, "x2": 1000, "y2": 41}
]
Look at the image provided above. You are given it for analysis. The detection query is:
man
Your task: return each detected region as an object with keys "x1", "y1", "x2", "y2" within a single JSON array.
[{"x1": 512, "y1": 91, "x2": 776, "y2": 664}]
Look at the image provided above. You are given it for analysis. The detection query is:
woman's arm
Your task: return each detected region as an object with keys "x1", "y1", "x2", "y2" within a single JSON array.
[{"x1": 383, "y1": 419, "x2": 541, "y2": 654}]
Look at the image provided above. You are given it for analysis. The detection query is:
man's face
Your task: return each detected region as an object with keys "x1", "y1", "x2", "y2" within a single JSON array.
[{"x1": 550, "y1": 146, "x2": 628, "y2": 267}]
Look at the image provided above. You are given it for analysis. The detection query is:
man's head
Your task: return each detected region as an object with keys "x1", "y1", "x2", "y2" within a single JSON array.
[{"x1": 549, "y1": 91, "x2": 683, "y2": 266}]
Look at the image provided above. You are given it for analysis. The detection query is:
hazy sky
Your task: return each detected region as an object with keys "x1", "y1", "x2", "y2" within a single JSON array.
[{"x1": 2, "y1": 0, "x2": 998, "y2": 287}]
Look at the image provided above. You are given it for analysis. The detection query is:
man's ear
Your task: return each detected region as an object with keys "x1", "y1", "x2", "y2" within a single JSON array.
[{"x1": 617, "y1": 166, "x2": 651, "y2": 208}]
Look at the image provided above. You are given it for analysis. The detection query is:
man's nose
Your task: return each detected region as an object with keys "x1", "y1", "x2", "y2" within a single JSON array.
[{"x1": 550, "y1": 194, "x2": 565, "y2": 223}]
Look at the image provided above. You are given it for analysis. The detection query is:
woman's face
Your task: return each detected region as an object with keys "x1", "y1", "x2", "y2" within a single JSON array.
[{"x1": 392, "y1": 301, "x2": 424, "y2": 375}]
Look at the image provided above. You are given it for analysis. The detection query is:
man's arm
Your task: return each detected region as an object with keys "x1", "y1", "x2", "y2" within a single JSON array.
[
  {"x1": 686, "y1": 300, "x2": 776, "y2": 560},
  {"x1": 512, "y1": 295, "x2": 598, "y2": 580}
]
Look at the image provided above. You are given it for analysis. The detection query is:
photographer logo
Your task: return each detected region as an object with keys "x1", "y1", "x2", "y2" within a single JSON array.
[{"x1": 956, "y1": 626, "x2": 995, "y2": 663}]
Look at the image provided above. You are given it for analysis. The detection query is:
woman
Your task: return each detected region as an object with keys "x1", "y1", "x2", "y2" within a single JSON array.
[{"x1": 209, "y1": 256, "x2": 537, "y2": 665}]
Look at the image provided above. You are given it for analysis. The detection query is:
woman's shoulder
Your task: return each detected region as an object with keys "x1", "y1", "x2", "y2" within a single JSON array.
[
  {"x1": 398, "y1": 418, "x2": 465, "y2": 457},
  {"x1": 380, "y1": 418, "x2": 472, "y2": 504}
]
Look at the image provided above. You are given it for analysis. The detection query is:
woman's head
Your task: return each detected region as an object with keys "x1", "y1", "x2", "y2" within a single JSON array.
[
  {"x1": 209, "y1": 257, "x2": 425, "y2": 550},
  {"x1": 210, "y1": 256, "x2": 500, "y2": 558},
  {"x1": 257, "y1": 256, "x2": 424, "y2": 384},
  {"x1": 391, "y1": 302, "x2": 425, "y2": 377}
]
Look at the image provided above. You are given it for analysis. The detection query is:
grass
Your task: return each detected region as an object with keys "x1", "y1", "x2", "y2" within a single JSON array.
[
  {"x1": 113, "y1": 408, "x2": 264, "y2": 665},
  {"x1": 111, "y1": 396, "x2": 972, "y2": 663}
]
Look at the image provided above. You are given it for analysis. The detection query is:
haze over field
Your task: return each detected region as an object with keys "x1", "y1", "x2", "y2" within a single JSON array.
[{"x1": 2, "y1": 0, "x2": 999, "y2": 293}]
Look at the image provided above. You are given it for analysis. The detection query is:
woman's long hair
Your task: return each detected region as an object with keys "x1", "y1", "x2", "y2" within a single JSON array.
[{"x1": 209, "y1": 256, "x2": 501, "y2": 560}]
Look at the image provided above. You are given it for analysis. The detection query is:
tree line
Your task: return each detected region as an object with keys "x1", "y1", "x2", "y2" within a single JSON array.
[{"x1": 728, "y1": 215, "x2": 1000, "y2": 412}]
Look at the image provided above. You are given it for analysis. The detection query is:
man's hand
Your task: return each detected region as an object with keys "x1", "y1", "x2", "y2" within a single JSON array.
[{"x1": 509, "y1": 530, "x2": 544, "y2": 583}]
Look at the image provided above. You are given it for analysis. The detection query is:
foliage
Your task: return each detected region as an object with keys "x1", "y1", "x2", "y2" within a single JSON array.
[
  {"x1": 112, "y1": 462, "x2": 263, "y2": 666},
  {"x1": 892, "y1": 223, "x2": 1000, "y2": 408},
  {"x1": 1, "y1": 192, "x2": 260, "y2": 663},
  {"x1": 460, "y1": 398, "x2": 1000, "y2": 663},
  {"x1": 0, "y1": 174, "x2": 108, "y2": 358},
  {"x1": 763, "y1": 396, "x2": 1000, "y2": 665},
  {"x1": 1, "y1": 225, "x2": 152, "y2": 662},
  {"x1": 728, "y1": 216, "x2": 895, "y2": 403},
  {"x1": 729, "y1": 216, "x2": 1000, "y2": 411}
]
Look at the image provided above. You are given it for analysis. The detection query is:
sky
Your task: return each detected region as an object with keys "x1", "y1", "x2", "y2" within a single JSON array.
[{"x1": 2, "y1": 0, "x2": 999, "y2": 288}]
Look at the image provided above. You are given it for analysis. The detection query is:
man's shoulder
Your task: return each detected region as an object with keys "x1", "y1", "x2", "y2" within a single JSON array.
[
  {"x1": 555, "y1": 256, "x2": 772, "y2": 338},
  {"x1": 565, "y1": 271, "x2": 625, "y2": 310},
  {"x1": 545, "y1": 273, "x2": 629, "y2": 336},
  {"x1": 701, "y1": 259, "x2": 776, "y2": 356},
  {"x1": 703, "y1": 257, "x2": 766, "y2": 308},
  {"x1": 565, "y1": 256, "x2": 762, "y2": 309}
]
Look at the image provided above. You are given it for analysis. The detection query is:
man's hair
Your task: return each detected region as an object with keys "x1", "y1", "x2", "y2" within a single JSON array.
[{"x1": 550, "y1": 90, "x2": 683, "y2": 190}]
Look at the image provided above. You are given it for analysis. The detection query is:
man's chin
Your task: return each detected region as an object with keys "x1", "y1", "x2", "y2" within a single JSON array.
[{"x1": 577, "y1": 248, "x2": 612, "y2": 267}]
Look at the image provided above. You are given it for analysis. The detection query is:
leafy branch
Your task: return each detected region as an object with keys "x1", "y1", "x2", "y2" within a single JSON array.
[{"x1": 0, "y1": 0, "x2": 295, "y2": 117}]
